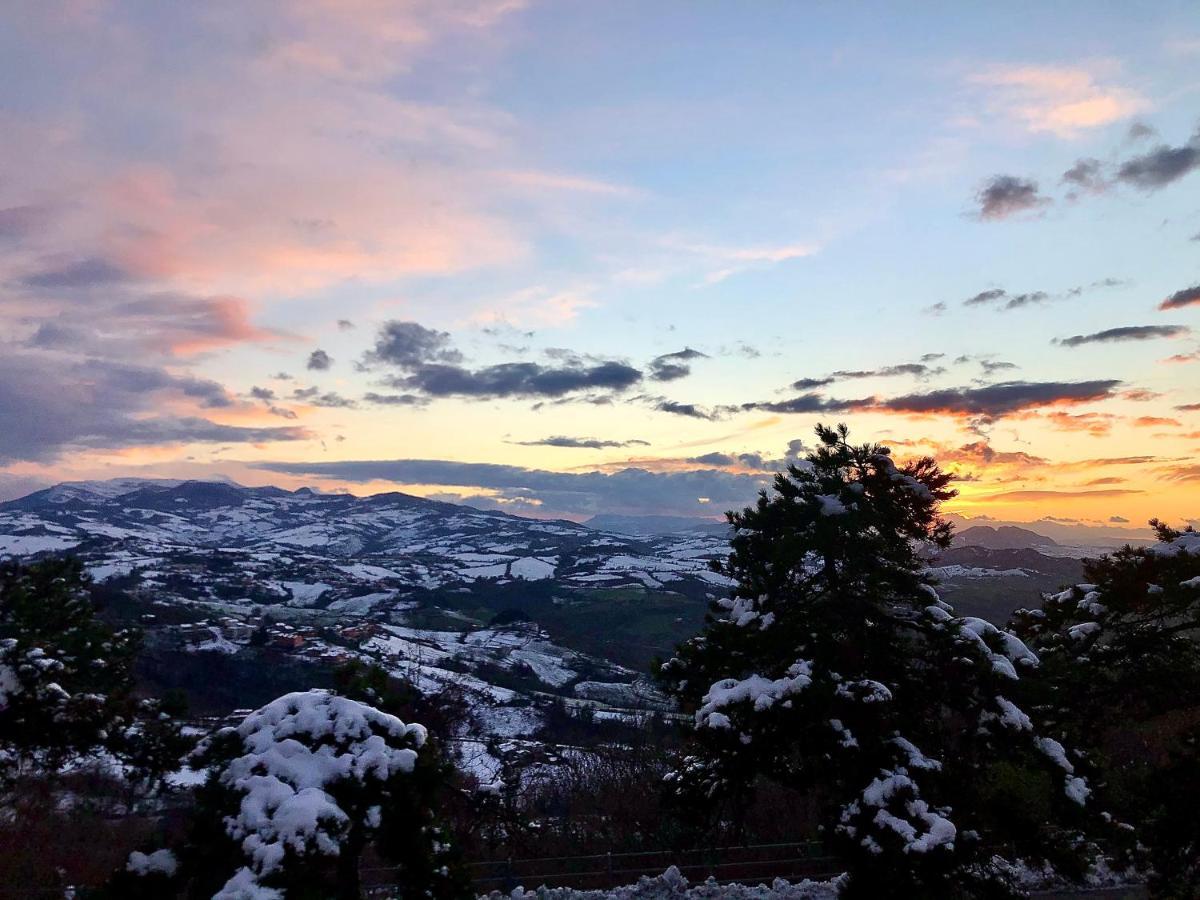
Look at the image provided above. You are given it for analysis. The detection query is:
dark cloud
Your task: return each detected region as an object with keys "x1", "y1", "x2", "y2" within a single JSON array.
[
  {"x1": 1109, "y1": 515, "x2": 1130, "y2": 523},
  {"x1": 0, "y1": 205, "x2": 50, "y2": 241},
  {"x1": 363, "y1": 320, "x2": 462, "y2": 368},
  {"x1": 250, "y1": 458, "x2": 770, "y2": 517},
  {"x1": 362, "y1": 320, "x2": 640, "y2": 401},
  {"x1": 654, "y1": 399, "x2": 718, "y2": 420},
  {"x1": 739, "y1": 394, "x2": 860, "y2": 415},
  {"x1": 980, "y1": 360, "x2": 1018, "y2": 376},
  {"x1": 250, "y1": 386, "x2": 275, "y2": 401},
  {"x1": 1116, "y1": 130, "x2": 1200, "y2": 190},
  {"x1": 1055, "y1": 325, "x2": 1189, "y2": 347},
  {"x1": 362, "y1": 392, "x2": 427, "y2": 407},
  {"x1": 831, "y1": 363, "x2": 942, "y2": 380},
  {"x1": 877, "y1": 380, "x2": 1121, "y2": 419},
  {"x1": 392, "y1": 360, "x2": 642, "y2": 399},
  {"x1": 1176, "y1": 402, "x2": 1200, "y2": 412},
  {"x1": 1062, "y1": 158, "x2": 1107, "y2": 194},
  {"x1": 337, "y1": 319, "x2": 355, "y2": 330},
  {"x1": 688, "y1": 452, "x2": 734, "y2": 466},
  {"x1": 649, "y1": 347, "x2": 708, "y2": 382},
  {"x1": 1127, "y1": 121, "x2": 1156, "y2": 142},
  {"x1": 791, "y1": 377, "x2": 835, "y2": 390},
  {"x1": 1160, "y1": 284, "x2": 1200, "y2": 311},
  {"x1": 511, "y1": 436, "x2": 651, "y2": 450},
  {"x1": 20, "y1": 256, "x2": 133, "y2": 289},
  {"x1": 307, "y1": 349, "x2": 333, "y2": 370},
  {"x1": 0, "y1": 352, "x2": 307, "y2": 463},
  {"x1": 293, "y1": 387, "x2": 356, "y2": 408},
  {"x1": 974, "y1": 175, "x2": 1050, "y2": 220},
  {"x1": 964, "y1": 288, "x2": 1049, "y2": 310}
]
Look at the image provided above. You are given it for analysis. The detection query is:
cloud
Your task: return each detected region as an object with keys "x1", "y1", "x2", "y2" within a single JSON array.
[
  {"x1": 649, "y1": 347, "x2": 707, "y2": 382},
  {"x1": 1115, "y1": 128, "x2": 1200, "y2": 190},
  {"x1": 975, "y1": 488, "x2": 1142, "y2": 502},
  {"x1": 1159, "y1": 464, "x2": 1200, "y2": 483},
  {"x1": 250, "y1": 458, "x2": 770, "y2": 517},
  {"x1": 830, "y1": 363, "x2": 943, "y2": 380},
  {"x1": 961, "y1": 279, "x2": 1122, "y2": 312},
  {"x1": 968, "y1": 64, "x2": 1147, "y2": 137},
  {"x1": 1134, "y1": 416, "x2": 1181, "y2": 427},
  {"x1": 510, "y1": 436, "x2": 650, "y2": 449},
  {"x1": 0, "y1": 351, "x2": 308, "y2": 462},
  {"x1": 974, "y1": 175, "x2": 1050, "y2": 220},
  {"x1": 363, "y1": 321, "x2": 463, "y2": 368},
  {"x1": 250, "y1": 386, "x2": 275, "y2": 401},
  {"x1": 738, "y1": 394, "x2": 859, "y2": 415},
  {"x1": 337, "y1": 319, "x2": 355, "y2": 330},
  {"x1": 653, "y1": 399, "x2": 719, "y2": 420},
  {"x1": 1109, "y1": 514, "x2": 1130, "y2": 522},
  {"x1": 1055, "y1": 325, "x2": 1189, "y2": 347},
  {"x1": 307, "y1": 349, "x2": 333, "y2": 371},
  {"x1": 1160, "y1": 284, "x2": 1200, "y2": 310},
  {"x1": 292, "y1": 387, "x2": 356, "y2": 408},
  {"x1": 393, "y1": 360, "x2": 642, "y2": 399},
  {"x1": 0, "y1": 205, "x2": 51, "y2": 241},
  {"x1": 791, "y1": 377, "x2": 835, "y2": 390},
  {"x1": 877, "y1": 380, "x2": 1121, "y2": 420},
  {"x1": 361, "y1": 320, "x2": 642, "y2": 400},
  {"x1": 20, "y1": 256, "x2": 134, "y2": 289},
  {"x1": 362, "y1": 392, "x2": 428, "y2": 407},
  {"x1": 1061, "y1": 158, "x2": 1107, "y2": 195}
]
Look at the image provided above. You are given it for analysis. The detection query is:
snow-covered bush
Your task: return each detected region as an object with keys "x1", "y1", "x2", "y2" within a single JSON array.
[
  {"x1": 661, "y1": 425, "x2": 1097, "y2": 898},
  {"x1": 178, "y1": 689, "x2": 463, "y2": 899}
]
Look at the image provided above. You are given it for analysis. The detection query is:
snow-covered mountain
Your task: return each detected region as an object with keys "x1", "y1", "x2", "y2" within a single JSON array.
[{"x1": 0, "y1": 478, "x2": 733, "y2": 596}]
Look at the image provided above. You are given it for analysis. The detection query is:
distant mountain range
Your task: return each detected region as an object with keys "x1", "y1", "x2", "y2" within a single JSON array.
[
  {"x1": 0, "y1": 477, "x2": 1097, "y2": 734},
  {"x1": 583, "y1": 513, "x2": 729, "y2": 536},
  {"x1": 951, "y1": 524, "x2": 1059, "y2": 550}
]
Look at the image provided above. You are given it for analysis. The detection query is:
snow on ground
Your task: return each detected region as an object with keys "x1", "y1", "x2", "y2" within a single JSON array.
[
  {"x1": 479, "y1": 866, "x2": 843, "y2": 899},
  {"x1": 929, "y1": 565, "x2": 1029, "y2": 579},
  {"x1": 335, "y1": 562, "x2": 402, "y2": 581},
  {"x1": 510, "y1": 556, "x2": 558, "y2": 580},
  {"x1": 0, "y1": 533, "x2": 82, "y2": 555}
]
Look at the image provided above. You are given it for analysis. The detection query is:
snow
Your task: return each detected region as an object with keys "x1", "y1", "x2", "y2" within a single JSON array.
[
  {"x1": 510, "y1": 556, "x2": 557, "y2": 580},
  {"x1": 200, "y1": 690, "x2": 426, "y2": 896},
  {"x1": 478, "y1": 866, "x2": 843, "y2": 899},
  {"x1": 127, "y1": 848, "x2": 178, "y2": 877},
  {"x1": 696, "y1": 661, "x2": 813, "y2": 728},
  {"x1": 0, "y1": 533, "x2": 81, "y2": 555},
  {"x1": 1150, "y1": 531, "x2": 1200, "y2": 556}
]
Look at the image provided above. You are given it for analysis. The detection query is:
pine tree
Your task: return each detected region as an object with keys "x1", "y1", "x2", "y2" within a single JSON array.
[
  {"x1": 661, "y1": 425, "x2": 1097, "y2": 897},
  {"x1": 0, "y1": 557, "x2": 187, "y2": 787},
  {"x1": 1011, "y1": 521, "x2": 1200, "y2": 894}
]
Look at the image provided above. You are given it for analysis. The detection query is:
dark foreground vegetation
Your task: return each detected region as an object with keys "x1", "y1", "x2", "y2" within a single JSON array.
[{"x1": 1, "y1": 426, "x2": 1197, "y2": 897}]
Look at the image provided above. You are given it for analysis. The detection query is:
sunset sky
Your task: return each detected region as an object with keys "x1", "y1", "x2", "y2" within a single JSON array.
[{"x1": 1, "y1": 2, "x2": 1198, "y2": 538}]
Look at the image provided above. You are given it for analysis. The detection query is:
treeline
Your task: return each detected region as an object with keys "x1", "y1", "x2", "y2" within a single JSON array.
[{"x1": 1, "y1": 425, "x2": 1197, "y2": 898}]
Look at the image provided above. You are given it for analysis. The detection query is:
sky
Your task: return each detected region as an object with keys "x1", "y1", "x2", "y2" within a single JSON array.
[{"x1": 1, "y1": 1, "x2": 1199, "y2": 539}]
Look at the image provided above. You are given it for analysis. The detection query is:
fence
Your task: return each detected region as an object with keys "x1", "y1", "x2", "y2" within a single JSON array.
[{"x1": 362, "y1": 841, "x2": 840, "y2": 895}]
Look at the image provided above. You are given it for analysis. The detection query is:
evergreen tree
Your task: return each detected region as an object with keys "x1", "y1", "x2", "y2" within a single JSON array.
[
  {"x1": 0, "y1": 557, "x2": 187, "y2": 787},
  {"x1": 1011, "y1": 522, "x2": 1200, "y2": 895},
  {"x1": 661, "y1": 425, "x2": 1096, "y2": 898}
]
